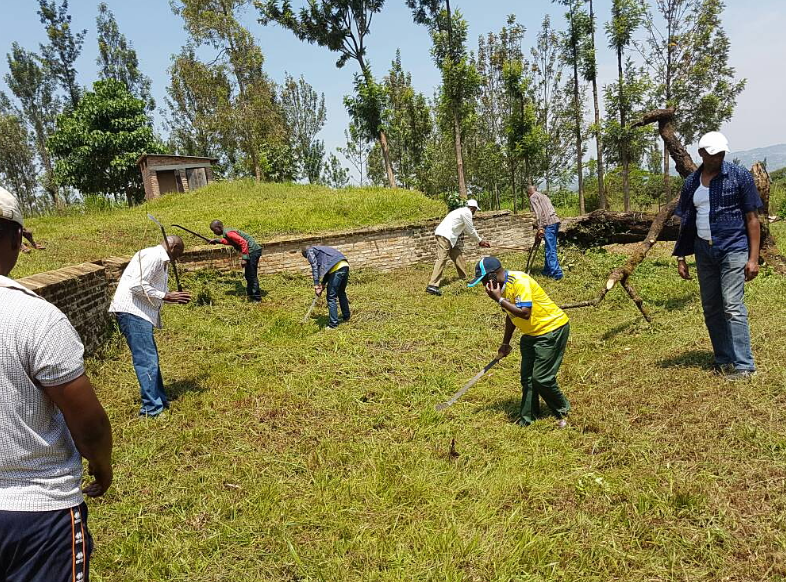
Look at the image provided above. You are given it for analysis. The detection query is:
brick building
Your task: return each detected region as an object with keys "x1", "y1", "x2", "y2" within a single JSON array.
[{"x1": 137, "y1": 154, "x2": 218, "y2": 200}]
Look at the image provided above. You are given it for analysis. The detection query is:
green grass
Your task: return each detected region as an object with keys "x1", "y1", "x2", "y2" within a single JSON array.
[
  {"x1": 14, "y1": 181, "x2": 445, "y2": 278},
  {"x1": 83, "y1": 242, "x2": 786, "y2": 581}
]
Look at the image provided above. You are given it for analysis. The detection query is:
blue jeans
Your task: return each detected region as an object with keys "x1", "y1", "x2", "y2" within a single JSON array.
[
  {"x1": 325, "y1": 266, "x2": 350, "y2": 328},
  {"x1": 116, "y1": 312, "x2": 168, "y2": 416},
  {"x1": 542, "y1": 222, "x2": 563, "y2": 279},
  {"x1": 245, "y1": 250, "x2": 262, "y2": 301},
  {"x1": 694, "y1": 238, "x2": 755, "y2": 371}
]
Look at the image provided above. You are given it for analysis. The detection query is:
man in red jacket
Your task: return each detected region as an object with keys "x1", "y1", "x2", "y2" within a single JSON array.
[{"x1": 209, "y1": 220, "x2": 263, "y2": 302}]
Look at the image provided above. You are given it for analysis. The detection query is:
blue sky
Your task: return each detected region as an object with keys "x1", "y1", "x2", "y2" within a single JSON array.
[{"x1": 1, "y1": 0, "x2": 784, "y2": 182}]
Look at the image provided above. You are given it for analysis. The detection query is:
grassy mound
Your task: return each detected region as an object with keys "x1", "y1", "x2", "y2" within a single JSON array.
[
  {"x1": 14, "y1": 181, "x2": 445, "y2": 278},
  {"x1": 86, "y1": 245, "x2": 786, "y2": 581}
]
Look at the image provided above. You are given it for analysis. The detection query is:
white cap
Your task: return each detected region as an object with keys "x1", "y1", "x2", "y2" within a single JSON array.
[
  {"x1": 0, "y1": 186, "x2": 23, "y2": 227},
  {"x1": 698, "y1": 131, "x2": 730, "y2": 156},
  {"x1": 466, "y1": 199, "x2": 479, "y2": 210}
]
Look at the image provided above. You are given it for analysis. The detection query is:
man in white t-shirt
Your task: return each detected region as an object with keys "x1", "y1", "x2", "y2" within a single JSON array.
[
  {"x1": 426, "y1": 199, "x2": 491, "y2": 296},
  {"x1": 0, "y1": 187, "x2": 113, "y2": 581}
]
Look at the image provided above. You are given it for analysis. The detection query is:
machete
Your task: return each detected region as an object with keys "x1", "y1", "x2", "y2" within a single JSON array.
[
  {"x1": 525, "y1": 234, "x2": 543, "y2": 275},
  {"x1": 172, "y1": 224, "x2": 212, "y2": 243},
  {"x1": 147, "y1": 213, "x2": 183, "y2": 292},
  {"x1": 435, "y1": 357, "x2": 501, "y2": 411},
  {"x1": 301, "y1": 296, "x2": 319, "y2": 324}
]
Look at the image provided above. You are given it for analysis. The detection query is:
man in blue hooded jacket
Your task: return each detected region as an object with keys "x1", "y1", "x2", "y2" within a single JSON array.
[
  {"x1": 302, "y1": 246, "x2": 350, "y2": 329},
  {"x1": 673, "y1": 131, "x2": 763, "y2": 381}
]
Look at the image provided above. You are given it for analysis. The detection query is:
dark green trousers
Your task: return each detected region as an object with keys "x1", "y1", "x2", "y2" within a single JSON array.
[{"x1": 519, "y1": 323, "x2": 570, "y2": 426}]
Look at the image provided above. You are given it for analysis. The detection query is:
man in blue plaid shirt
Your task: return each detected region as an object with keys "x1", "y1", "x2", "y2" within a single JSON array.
[{"x1": 673, "y1": 132, "x2": 763, "y2": 381}]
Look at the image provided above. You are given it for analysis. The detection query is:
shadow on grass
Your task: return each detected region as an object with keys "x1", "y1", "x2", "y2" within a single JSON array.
[
  {"x1": 217, "y1": 276, "x2": 268, "y2": 299},
  {"x1": 167, "y1": 376, "x2": 209, "y2": 401},
  {"x1": 657, "y1": 349, "x2": 716, "y2": 370},
  {"x1": 601, "y1": 320, "x2": 638, "y2": 341},
  {"x1": 481, "y1": 397, "x2": 520, "y2": 422},
  {"x1": 647, "y1": 293, "x2": 695, "y2": 311}
]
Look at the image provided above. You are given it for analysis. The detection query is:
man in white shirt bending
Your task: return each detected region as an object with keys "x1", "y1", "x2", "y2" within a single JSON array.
[
  {"x1": 109, "y1": 238, "x2": 191, "y2": 417},
  {"x1": 427, "y1": 199, "x2": 491, "y2": 296}
]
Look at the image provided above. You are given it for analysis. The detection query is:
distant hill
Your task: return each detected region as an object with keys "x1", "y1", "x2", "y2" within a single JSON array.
[{"x1": 731, "y1": 144, "x2": 786, "y2": 171}]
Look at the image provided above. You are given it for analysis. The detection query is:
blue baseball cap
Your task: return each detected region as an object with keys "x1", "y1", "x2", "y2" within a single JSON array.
[{"x1": 468, "y1": 256, "x2": 502, "y2": 287}]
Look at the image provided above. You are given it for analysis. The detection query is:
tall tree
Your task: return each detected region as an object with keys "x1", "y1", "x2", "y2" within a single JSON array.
[
  {"x1": 48, "y1": 79, "x2": 162, "y2": 205},
  {"x1": 338, "y1": 122, "x2": 372, "y2": 186},
  {"x1": 37, "y1": 0, "x2": 85, "y2": 109},
  {"x1": 531, "y1": 16, "x2": 574, "y2": 194},
  {"x1": 406, "y1": 0, "x2": 479, "y2": 200},
  {"x1": 4, "y1": 44, "x2": 61, "y2": 206},
  {"x1": 644, "y1": 0, "x2": 745, "y2": 203},
  {"x1": 584, "y1": 0, "x2": 607, "y2": 209},
  {"x1": 556, "y1": 0, "x2": 591, "y2": 213},
  {"x1": 280, "y1": 74, "x2": 327, "y2": 183},
  {"x1": 96, "y1": 2, "x2": 154, "y2": 110},
  {"x1": 173, "y1": 0, "x2": 285, "y2": 181},
  {"x1": 606, "y1": 0, "x2": 645, "y2": 210},
  {"x1": 381, "y1": 51, "x2": 432, "y2": 190},
  {"x1": 0, "y1": 100, "x2": 40, "y2": 213},
  {"x1": 259, "y1": 1, "x2": 397, "y2": 188},
  {"x1": 166, "y1": 45, "x2": 233, "y2": 164}
]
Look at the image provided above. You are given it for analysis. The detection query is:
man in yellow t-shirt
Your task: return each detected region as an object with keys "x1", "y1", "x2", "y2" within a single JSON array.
[{"x1": 469, "y1": 256, "x2": 571, "y2": 427}]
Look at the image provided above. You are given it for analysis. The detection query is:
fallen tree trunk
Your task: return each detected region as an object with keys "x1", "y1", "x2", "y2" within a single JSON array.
[
  {"x1": 560, "y1": 210, "x2": 681, "y2": 247},
  {"x1": 561, "y1": 108, "x2": 695, "y2": 317}
]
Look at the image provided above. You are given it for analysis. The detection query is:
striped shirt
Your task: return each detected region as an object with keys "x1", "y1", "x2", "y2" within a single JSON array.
[
  {"x1": 109, "y1": 245, "x2": 170, "y2": 328},
  {"x1": 0, "y1": 276, "x2": 86, "y2": 512},
  {"x1": 528, "y1": 191, "x2": 560, "y2": 228}
]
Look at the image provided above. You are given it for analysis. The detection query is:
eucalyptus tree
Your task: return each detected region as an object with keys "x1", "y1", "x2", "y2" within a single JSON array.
[{"x1": 259, "y1": 0, "x2": 397, "y2": 188}]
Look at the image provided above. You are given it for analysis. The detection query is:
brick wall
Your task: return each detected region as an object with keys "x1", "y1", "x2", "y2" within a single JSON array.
[
  {"x1": 14, "y1": 211, "x2": 536, "y2": 354},
  {"x1": 17, "y1": 263, "x2": 112, "y2": 355}
]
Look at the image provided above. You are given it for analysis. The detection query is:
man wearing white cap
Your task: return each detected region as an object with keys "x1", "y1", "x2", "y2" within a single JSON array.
[
  {"x1": 426, "y1": 199, "x2": 491, "y2": 296},
  {"x1": 0, "y1": 187, "x2": 113, "y2": 580},
  {"x1": 673, "y1": 131, "x2": 763, "y2": 381}
]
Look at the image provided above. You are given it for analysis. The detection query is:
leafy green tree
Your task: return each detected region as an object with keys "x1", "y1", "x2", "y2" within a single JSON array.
[
  {"x1": 644, "y1": 0, "x2": 745, "y2": 201},
  {"x1": 406, "y1": 0, "x2": 479, "y2": 200},
  {"x1": 322, "y1": 152, "x2": 350, "y2": 188},
  {"x1": 173, "y1": 0, "x2": 286, "y2": 181},
  {"x1": 96, "y1": 2, "x2": 154, "y2": 110},
  {"x1": 165, "y1": 46, "x2": 233, "y2": 165},
  {"x1": 338, "y1": 122, "x2": 372, "y2": 186},
  {"x1": 381, "y1": 52, "x2": 432, "y2": 190},
  {"x1": 280, "y1": 74, "x2": 327, "y2": 183},
  {"x1": 37, "y1": 0, "x2": 85, "y2": 109},
  {"x1": 603, "y1": 61, "x2": 652, "y2": 208},
  {"x1": 0, "y1": 101, "x2": 40, "y2": 213},
  {"x1": 4, "y1": 43, "x2": 61, "y2": 206},
  {"x1": 606, "y1": 0, "x2": 645, "y2": 210},
  {"x1": 48, "y1": 79, "x2": 162, "y2": 205},
  {"x1": 259, "y1": 0, "x2": 397, "y2": 188},
  {"x1": 555, "y1": 0, "x2": 592, "y2": 213},
  {"x1": 530, "y1": 15, "x2": 574, "y2": 194}
]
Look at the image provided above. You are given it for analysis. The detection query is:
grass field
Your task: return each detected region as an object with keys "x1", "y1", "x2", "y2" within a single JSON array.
[
  {"x1": 13, "y1": 181, "x2": 445, "y2": 278},
  {"x1": 83, "y1": 240, "x2": 786, "y2": 581}
]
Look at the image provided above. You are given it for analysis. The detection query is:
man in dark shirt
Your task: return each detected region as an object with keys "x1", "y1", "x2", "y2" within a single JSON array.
[
  {"x1": 673, "y1": 132, "x2": 763, "y2": 380},
  {"x1": 209, "y1": 220, "x2": 263, "y2": 302}
]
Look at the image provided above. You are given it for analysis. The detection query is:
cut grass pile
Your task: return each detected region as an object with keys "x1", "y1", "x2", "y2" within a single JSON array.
[
  {"x1": 84, "y1": 243, "x2": 786, "y2": 581},
  {"x1": 14, "y1": 181, "x2": 445, "y2": 278}
]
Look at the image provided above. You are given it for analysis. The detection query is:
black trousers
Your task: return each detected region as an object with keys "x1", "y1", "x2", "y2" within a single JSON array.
[{"x1": 245, "y1": 250, "x2": 262, "y2": 301}]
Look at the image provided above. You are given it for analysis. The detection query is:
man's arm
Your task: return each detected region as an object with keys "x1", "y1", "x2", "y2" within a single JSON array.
[
  {"x1": 745, "y1": 210, "x2": 761, "y2": 282},
  {"x1": 462, "y1": 209, "x2": 483, "y2": 244},
  {"x1": 484, "y1": 279, "x2": 532, "y2": 319},
  {"x1": 498, "y1": 315, "x2": 516, "y2": 359},
  {"x1": 225, "y1": 231, "x2": 250, "y2": 259},
  {"x1": 304, "y1": 248, "x2": 321, "y2": 293},
  {"x1": 42, "y1": 374, "x2": 113, "y2": 497}
]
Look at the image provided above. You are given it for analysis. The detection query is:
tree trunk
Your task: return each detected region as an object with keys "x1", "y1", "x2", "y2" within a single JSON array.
[
  {"x1": 560, "y1": 209, "x2": 680, "y2": 247},
  {"x1": 573, "y1": 67, "x2": 584, "y2": 214},
  {"x1": 453, "y1": 112, "x2": 468, "y2": 198},
  {"x1": 617, "y1": 48, "x2": 630, "y2": 211},
  {"x1": 379, "y1": 130, "x2": 396, "y2": 188},
  {"x1": 589, "y1": 0, "x2": 606, "y2": 210},
  {"x1": 752, "y1": 162, "x2": 786, "y2": 274}
]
